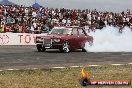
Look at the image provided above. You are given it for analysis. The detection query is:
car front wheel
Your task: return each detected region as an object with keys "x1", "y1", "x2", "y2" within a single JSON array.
[
  {"x1": 36, "y1": 44, "x2": 46, "y2": 52},
  {"x1": 60, "y1": 41, "x2": 70, "y2": 53}
]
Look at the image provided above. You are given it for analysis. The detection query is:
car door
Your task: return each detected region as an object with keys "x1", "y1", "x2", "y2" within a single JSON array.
[
  {"x1": 67, "y1": 28, "x2": 80, "y2": 49},
  {"x1": 77, "y1": 28, "x2": 88, "y2": 48}
]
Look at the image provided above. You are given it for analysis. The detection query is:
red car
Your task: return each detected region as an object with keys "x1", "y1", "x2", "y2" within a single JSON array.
[{"x1": 36, "y1": 26, "x2": 93, "y2": 52}]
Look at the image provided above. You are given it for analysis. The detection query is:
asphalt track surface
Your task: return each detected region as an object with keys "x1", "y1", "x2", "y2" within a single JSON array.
[{"x1": 0, "y1": 46, "x2": 132, "y2": 69}]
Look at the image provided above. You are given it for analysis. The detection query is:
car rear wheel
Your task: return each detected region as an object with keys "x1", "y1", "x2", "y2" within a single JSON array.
[
  {"x1": 82, "y1": 43, "x2": 87, "y2": 52},
  {"x1": 60, "y1": 41, "x2": 70, "y2": 53},
  {"x1": 37, "y1": 44, "x2": 46, "y2": 52},
  {"x1": 82, "y1": 48, "x2": 87, "y2": 52},
  {"x1": 82, "y1": 40, "x2": 93, "y2": 52}
]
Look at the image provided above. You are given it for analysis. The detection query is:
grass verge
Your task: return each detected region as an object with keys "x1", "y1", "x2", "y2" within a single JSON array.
[{"x1": 0, "y1": 65, "x2": 131, "y2": 88}]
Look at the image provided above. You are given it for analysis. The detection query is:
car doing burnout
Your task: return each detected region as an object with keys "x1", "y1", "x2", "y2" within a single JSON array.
[{"x1": 36, "y1": 26, "x2": 93, "y2": 53}]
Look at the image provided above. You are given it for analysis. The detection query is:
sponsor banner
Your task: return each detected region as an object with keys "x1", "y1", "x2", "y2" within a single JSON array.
[
  {"x1": 0, "y1": 33, "x2": 46, "y2": 45},
  {"x1": 80, "y1": 68, "x2": 130, "y2": 86}
]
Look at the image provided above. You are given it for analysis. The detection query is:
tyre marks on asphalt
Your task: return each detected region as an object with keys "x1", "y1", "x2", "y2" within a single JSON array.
[{"x1": 0, "y1": 46, "x2": 132, "y2": 69}]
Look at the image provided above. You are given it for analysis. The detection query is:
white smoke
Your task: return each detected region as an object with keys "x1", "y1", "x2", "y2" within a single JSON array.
[{"x1": 85, "y1": 26, "x2": 132, "y2": 52}]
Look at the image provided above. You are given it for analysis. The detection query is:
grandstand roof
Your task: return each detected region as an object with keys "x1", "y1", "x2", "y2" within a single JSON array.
[
  {"x1": 0, "y1": 0, "x2": 16, "y2": 5},
  {"x1": 32, "y1": 3, "x2": 44, "y2": 8}
]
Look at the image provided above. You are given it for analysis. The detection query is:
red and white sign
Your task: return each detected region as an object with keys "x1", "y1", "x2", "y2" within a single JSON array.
[{"x1": 0, "y1": 33, "x2": 46, "y2": 45}]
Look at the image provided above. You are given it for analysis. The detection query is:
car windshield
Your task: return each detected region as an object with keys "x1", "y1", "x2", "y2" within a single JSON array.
[{"x1": 49, "y1": 28, "x2": 72, "y2": 35}]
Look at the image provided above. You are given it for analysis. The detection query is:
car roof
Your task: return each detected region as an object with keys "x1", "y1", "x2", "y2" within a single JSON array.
[
  {"x1": 53, "y1": 26, "x2": 84, "y2": 29},
  {"x1": 65, "y1": 26, "x2": 83, "y2": 29}
]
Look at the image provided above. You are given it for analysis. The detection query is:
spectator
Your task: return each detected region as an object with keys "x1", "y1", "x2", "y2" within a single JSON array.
[{"x1": 0, "y1": 5, "x2": 131, "y2": 33}]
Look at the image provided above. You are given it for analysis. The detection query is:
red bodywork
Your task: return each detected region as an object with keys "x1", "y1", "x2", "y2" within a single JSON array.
[{"x1": 36, "y1": 27, "x2": 93, "y2": 50}]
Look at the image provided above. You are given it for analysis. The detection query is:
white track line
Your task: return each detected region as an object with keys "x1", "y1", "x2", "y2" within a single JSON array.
[
  {"x1": 31, "y1": 68, "x2": 38, "y2": 70},
  {"x1": 111, "y1": 64, "x2": 123, "y2": 66},
  {"x1": 0, "y1": 63, "x2": 131, "y2": 71},
  {"x1": 128, "y1": 63, "x2": 132, "y2": 65},
  {"x1": 70, "y1": 66, "x2": 83, "y2": 68},
  {"x1": 7, "y1": 69, "x2": 15, "y2": 71},
  {"x1": 89, "y1": 65, "x2": 101, "y2": 67},
  {"x1": 52, "y1": 67, "x2": 66, "y2": 69},
  {"x1": 6, "y1": 69, "x2": 19, "y2": 71}
]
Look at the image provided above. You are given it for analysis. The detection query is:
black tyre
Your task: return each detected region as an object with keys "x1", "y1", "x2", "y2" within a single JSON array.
[
  {"x1": 82, "y1": 48, "x2": 87, "y2": 52},
  {"x1": 82, "y1": 43, "x2": 87, "y2": 52},
  {"x1": 36, "y1": 44, "x2": 46, "y2": 52},
  {"x1": 82, "y1": 40, "x2": 93, "y2": 52}
]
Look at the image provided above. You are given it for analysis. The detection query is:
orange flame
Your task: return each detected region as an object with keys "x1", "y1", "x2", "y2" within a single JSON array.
[{"x1": 81, "y1": 68, "x2": 89, "y2": 78}]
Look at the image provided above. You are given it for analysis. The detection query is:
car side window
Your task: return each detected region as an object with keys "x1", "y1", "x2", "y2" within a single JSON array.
[
  {"x1": 78, "y1": 29, "x2": 85, "y2": 35},
  {"x1": 72, "y1": 28, "x2": 78, "y2": 35}
]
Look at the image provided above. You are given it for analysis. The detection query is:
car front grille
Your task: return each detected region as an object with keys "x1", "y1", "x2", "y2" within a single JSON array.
[{"x1": 43, "y1": 38, "x2": 52, "y2": 44}]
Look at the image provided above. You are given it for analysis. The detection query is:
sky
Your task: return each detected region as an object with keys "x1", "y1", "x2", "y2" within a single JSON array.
[{"x1": 2, "y1": 0, "x2": 132, "y2": 12}]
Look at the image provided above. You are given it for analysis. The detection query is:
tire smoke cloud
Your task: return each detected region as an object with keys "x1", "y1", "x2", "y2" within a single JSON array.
[{"x1": 85, "y1": 26, "x2": 132, "y2": 52}]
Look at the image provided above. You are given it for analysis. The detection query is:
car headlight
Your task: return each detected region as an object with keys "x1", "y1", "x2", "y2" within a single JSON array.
[
  {"x1": 36, "y1": 37, "x2": 43, "y2": 42},
  {"x1": 52, "y1": 38, "x2": 61, "y2": 42}
]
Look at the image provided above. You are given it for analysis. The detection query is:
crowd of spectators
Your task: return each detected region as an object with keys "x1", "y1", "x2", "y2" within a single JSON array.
[{"x1": 0, "y1": 5, "x2": 132, "y2": 33}]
